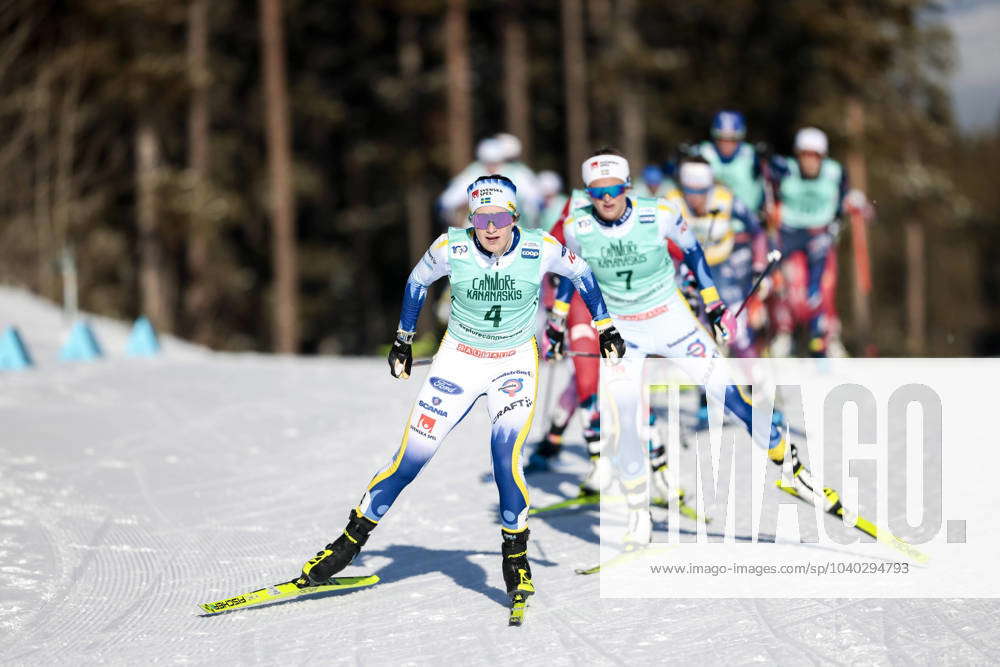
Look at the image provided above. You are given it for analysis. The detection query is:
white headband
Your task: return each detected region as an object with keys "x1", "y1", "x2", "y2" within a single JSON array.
[
  {"x1": 467, "y1": 177, "x2": 518, "y2": 214},
  {"x1": 679, "y1": 162, "x2": 714, "y2": 192},
  {"x1": 582, "y1": 154, "x2": 630, "y2": 186}
]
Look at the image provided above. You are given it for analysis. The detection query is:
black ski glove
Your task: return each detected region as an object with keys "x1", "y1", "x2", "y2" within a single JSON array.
[
  {"x1": 545, "y1": 314, "x2": 566, "y2": 361},
  {"x1": 388, "y1": 330, "x2": 414, "y2": 379},
  {"x1": 597, "y1": 324, "x2": 626, "y2": 359}
]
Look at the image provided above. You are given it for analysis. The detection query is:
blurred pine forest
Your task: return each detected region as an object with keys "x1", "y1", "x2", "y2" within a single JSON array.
[{"x1": 1, "y1": 0, "x2": 997, "y2": 356}]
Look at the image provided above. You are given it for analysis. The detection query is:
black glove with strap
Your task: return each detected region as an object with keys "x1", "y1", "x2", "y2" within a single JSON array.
[
  {"x1": 596, "y1": 321, "x2": 626, "y2": 359},
  {"x1": 545, "y1": 313, "x2": 566, "y2": 361},
  {"x1": 387, "y1": 329, "x2": 414, "y2": 379}
]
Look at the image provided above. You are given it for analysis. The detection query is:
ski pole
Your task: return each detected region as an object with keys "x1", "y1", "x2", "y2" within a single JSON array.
[{"x1": 733, "y1": 249, "x2": 782, "y2": 319}]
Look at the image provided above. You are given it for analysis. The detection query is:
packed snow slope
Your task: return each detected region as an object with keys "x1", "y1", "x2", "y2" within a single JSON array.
[{"x1": 2, "y1": 288, "x2": 999, "y2": 664}]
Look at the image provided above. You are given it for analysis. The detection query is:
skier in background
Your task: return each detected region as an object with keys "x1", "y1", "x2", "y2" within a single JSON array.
[
  {"x1": 439, "y1": 134, "x2": 543, "y2": 229},
  {"x1": 696, "y1": 110, "x2": 766, "y2": 216},
  {"x1": 300, "y1": 175, "x2": 624, "y2": 602},
  {"x1": 767, "y1": 127, "x2": 850, "y2": 357},
  {"x1": 632, "y1": 164, "x2": 670, "y2": 198},
  {"x1": 664, "y1": 157, "x2": 769, "y2": 358},
  {"x1": 536, "y1": 170, "x2": 568, "y2": 231}
]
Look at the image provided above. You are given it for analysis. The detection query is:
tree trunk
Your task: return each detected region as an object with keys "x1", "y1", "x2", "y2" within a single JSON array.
[
  {"x1": 186, "y1": 0, "x2": 214, "y2": 345},
  {"x1": 844, "y1": 96, "x2": 871, "y2": 351},
  {"x1": 905, "y1": 223, "x2": 925, "y2": 356},
  {"x1": 445, "y1": 0, "x2": 473, "y2": 174},
  {"x1": 259, "y1": 0, "x2": 299, "y2": 353},
  {"x1": 399, "y1": 13, "x2": 434, "y2": 337},
  {"x1": 502, "y1": 6, "x2": 530, "y2": 162},
  {"x1": 616, "y1": 0, "x2": 644, "y2": 167},
  {"x1": 136, "y1": 120, "x2": 171, "y2": 332},
  {"x1": 562, "y1": 0, "x2": 588, "y2": 182},
  {"x1": 33, "y1": 73, "x2": 56, "y2": 300}
]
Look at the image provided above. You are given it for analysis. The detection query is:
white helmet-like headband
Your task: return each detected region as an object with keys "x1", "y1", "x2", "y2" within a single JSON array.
[
  {"x1": 581, "y1": 154, "x2": 630, "y2": 186},
  {"x1": 467, "y1": 176, "x2": 518, "y2": 214}
]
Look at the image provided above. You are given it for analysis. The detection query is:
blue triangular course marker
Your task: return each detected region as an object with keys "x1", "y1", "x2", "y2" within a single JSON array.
[
  {"x1": 0, "y1": 326, "x2": 33, "y2": 370},
  {"x1": 60, "y1": 320, "x2": 103, "y2": 362},
  {"x1": 126, "y1": 316, "x2": 160, "y2": 357}
]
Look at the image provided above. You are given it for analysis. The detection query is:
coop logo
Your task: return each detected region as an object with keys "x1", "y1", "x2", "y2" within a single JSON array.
[
  {"x1": 521, "y1": 247, "x2": 539, "y2": 259},
  {"x1": 429, "y1": 376, "x2": 463, "y2": 394},
  {"x1": 499, "y1": 378, "x2": 524, "y2": 397},
  {"x1": 418, "y1": 400, "x2": 448, "y2": 417}
]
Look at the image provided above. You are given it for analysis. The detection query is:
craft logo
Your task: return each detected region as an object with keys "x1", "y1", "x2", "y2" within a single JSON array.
[
  {"x1": 429, "y1": 376, "x2": 463, "y2": 395},
  {"x1": 416, "y1": 413, "x2": 436, "y2": 433},
  {"x1": 491, "y1": 397, "x2": 533, "y2": 424},
  {"x1": 598, "y1": 239, "x2": 646, "y2": 268},
  {"x1": 521, "y1": 247, "x2": 539, "y2": 259},
  {"x1": 499, "y1": 378, "x2": 524, "y2": 397},
  {"x1": 686, "y1": 340, "x2": 706, "y2": 358},
  {"x1": 467, "y1": 273, "x2": 523, "y2": 301}
]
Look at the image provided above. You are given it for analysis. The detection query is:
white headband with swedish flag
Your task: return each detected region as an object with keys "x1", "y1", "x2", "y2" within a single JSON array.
[{"x1": 467, "y1": 176, "x2": 518, "y2": 214}]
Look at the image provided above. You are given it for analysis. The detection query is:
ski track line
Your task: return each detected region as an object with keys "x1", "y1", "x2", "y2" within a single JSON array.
[
  {"x1": 1, "y1": 515, "x2": 112, "y2": 662},
  {"x1": 747, "y1": 598, "x2": 843, "y2": 666},
  {"x1": 926, "y1": 603, "x2": 998, "y2": 661}
]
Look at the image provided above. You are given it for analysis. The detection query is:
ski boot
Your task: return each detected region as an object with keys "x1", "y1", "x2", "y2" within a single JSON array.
[
  {"x1": 300, "y1": 509, "x2": 377, "y2": 585},
  {"x1": 523, "y1": 433, "x2": 563, "y2": 474},
  {"x1": 578, "y1": 436, "x2": 607, "y2": 496},
  {"x1": 773, "y1": 442, "x2": 841, "y2": 514},
  {"x1": 501, "y1": 529, "x2": 535, "y2": 598},
  {"x1": 623, "y1": 508, "x2": 653, "y2": 552},
  {"x1": 649, "y1": 445, "x2": 685, "y2": 508}
]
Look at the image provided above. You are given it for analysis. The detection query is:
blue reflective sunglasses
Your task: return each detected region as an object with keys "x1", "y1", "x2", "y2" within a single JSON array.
[{"x1": 586, "y1": 184, "x2": 628, "y2": 200}]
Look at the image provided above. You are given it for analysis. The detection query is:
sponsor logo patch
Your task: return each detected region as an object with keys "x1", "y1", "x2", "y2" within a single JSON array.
[
  {"x1": 429, "y1": 376, "x2": 463, "y2": 394},
  {"x1": 418, "y1": 400, "x2": 448, "y2": 417},
  {"x1": 416, "y1": 414, "x2": 437, "y2": 433},
  {"x1": 686, "y1": 340, "x2": 706, "y2": 358},
  {"x1": 499, "y1": 378, "x2": 524, "y2": 397},
  {"x1": 521, "y1": 247, "x2": 539, "y2": 259},
  {"x1": 451, "y1": 244, "x2": 468, "y2": 255},
  {"x1": 491, "y1": 397, "x2": 533, "y2": 424}
]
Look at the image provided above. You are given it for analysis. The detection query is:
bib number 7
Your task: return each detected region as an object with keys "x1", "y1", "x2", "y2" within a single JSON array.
[
  {"x1": 616, "y1": 269, "x2": 633, "y2": 290},
  {"x1": 484, "y1": 304, "x2": 502, "y2": 328}
]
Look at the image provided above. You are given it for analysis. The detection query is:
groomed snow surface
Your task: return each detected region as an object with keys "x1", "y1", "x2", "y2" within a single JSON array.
[{"x1": 2, "y1": 287, "x2": 999, "y2": 664}]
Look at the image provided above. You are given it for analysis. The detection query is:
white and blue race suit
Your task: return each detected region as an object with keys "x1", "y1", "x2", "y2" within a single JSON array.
[{"x1": 356, "y1": 226, "x2": 611, "y2": 534}]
